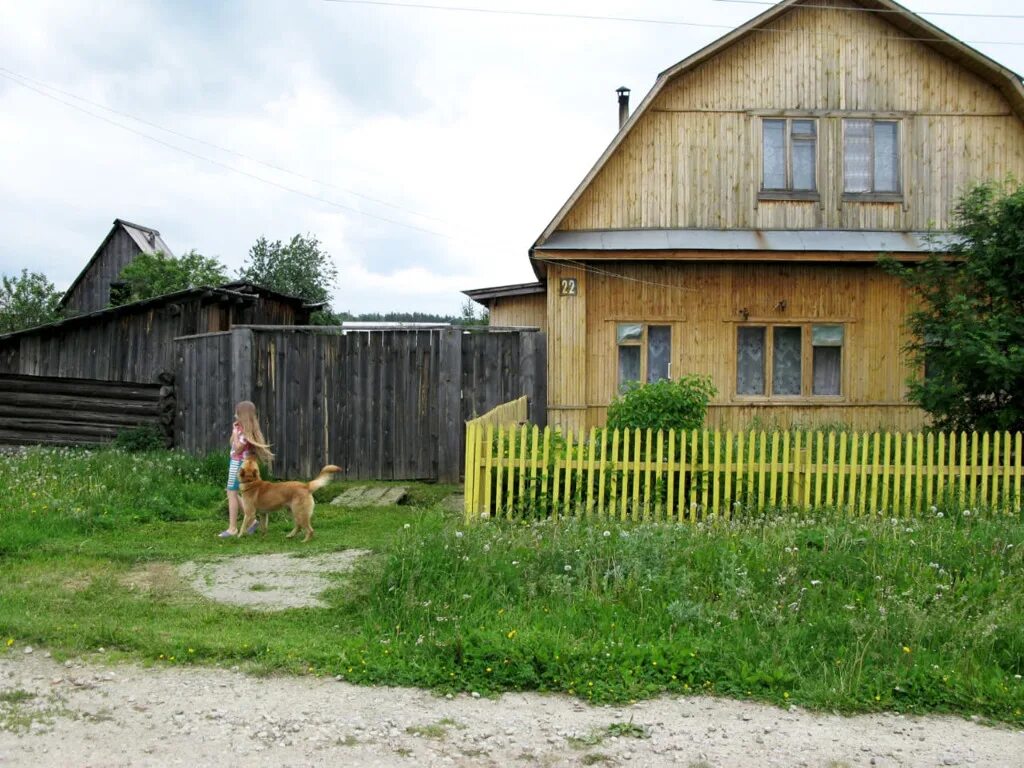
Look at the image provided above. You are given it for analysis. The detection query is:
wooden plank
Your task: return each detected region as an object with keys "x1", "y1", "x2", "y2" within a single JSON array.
[
  {"x1": 723, "y1": 430, "x2": 733, "y2": 518},
  {"x1": 702, "y1": 430, "x2": 712, "y2": 515},
  {"x1": 903, "y1": 433, "x2": 913, "y2": 517},
  {"x1": 666, "y1": 429, "x2": 677, "y2": 521},
  {"x1": 882, "y1": 432, "x2": 893, "y2": 514},
  {"x1": 711, "y1": 429, "x2": 721, "y2": 517},
  {"x1": 980, "y1": 431, "x2": 990, "y2": 508},
  {"x1": 517, "y1": 425, "x2": 529, "y2": 514},
  {"x1": 644, "y1": 428, "x2": 655, "y2": 521},
  {"x1": 837, "y1": 432, "x2": 848, "y2": 513},
  {"x1": 540, "y1": 425, "x2": 552, "y2": 516},
  {"x1": 437, "y1": 329, "x2": 463, "y2": 483},
  {"x1": 632, "y1": 428, "x2": 642, "y2": 521},
  {"x1": 870, "y1": 432, "x2": 881, "y2": 515},
  {"x1": 562, "y1": 429, "x2": 575, "y2": 519},
  {"x1": 814, "y1": 431, "x2": 824, "y2": 509},
  {"x1": 586, "y1": 427, "x2": 598, "y2": 518},
  {"x1": 529, "y1": 424, "x2": 541, "y2": 515}
]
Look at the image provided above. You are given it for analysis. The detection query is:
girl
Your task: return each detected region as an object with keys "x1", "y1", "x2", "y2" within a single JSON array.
[{"x1": 219, "y1": 400, "x2": 274, "y2": 538}]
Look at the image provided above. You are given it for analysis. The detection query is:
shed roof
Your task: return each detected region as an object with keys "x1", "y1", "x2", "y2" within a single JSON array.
[
  {"x1": 532, "y1": 0, "x2": 1024, "y2": 252},
  {"x1": 59, "y1": 219, "x2": 175, "y2": 307},
  {"x1": 0, "y1": 283, "x2": 307, "y2": 342},
  {"x1": 462, "y1": 282, "x2": 546, "y2": 304}
]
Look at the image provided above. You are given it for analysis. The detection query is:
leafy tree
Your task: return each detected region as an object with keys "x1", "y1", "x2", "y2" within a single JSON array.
[
  {"x1": 606, "y1": 375, "x2": 717, "y2": 433},
  {"x1": 237, "y1": 234, "x2": 338, "y2": 310},
  {"x1": 459, "y1": 299, "x2": 490, "y2": 327},
  {"x1": 0, "y1": 269, "x2": 64, "y2": 333},
  {"x1": 114, "y1": 250, "x2": 228, "y2": 305},
  {"x1": 882, "y1": 179, "x2": 1024, "y2": 432}
]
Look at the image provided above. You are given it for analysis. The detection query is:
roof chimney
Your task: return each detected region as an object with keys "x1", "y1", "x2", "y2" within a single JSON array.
[{"x1": 616, "y1": 86, "x2": 631, "y2": 129}]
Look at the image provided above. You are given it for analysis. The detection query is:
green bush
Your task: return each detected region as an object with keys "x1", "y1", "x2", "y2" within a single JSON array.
[
  {"x1": 606, "y1": 375, "x2": 717, "y2": 433},
  {"x1": 113, "y1": 425, "x2": 167, "y2": 452}
]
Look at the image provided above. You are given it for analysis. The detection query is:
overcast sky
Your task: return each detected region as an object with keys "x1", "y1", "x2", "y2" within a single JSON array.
[{"x1": 2, "y1": 0, "x2": 1023, "y2": 315}]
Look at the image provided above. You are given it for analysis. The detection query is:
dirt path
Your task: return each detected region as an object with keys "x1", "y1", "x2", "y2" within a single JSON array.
[{"x1": 1, "y1": 650, "x2": 1021, "y2": 767}]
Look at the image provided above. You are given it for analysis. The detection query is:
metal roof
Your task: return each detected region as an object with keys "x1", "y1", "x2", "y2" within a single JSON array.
[
  {"x1": 462, "y1": 282, "x2": 546, "y2": 303},
  {"x1": 536, "y1": 229, "x2": 958, "y2": 253},
  {"x1": 59, "y1": 218, "x2": 175, "y2": 307}
]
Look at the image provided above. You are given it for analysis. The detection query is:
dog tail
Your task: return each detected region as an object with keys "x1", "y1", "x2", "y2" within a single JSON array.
[{"x1": 308, "y1": 465, "x2": 343, "y2": 492}]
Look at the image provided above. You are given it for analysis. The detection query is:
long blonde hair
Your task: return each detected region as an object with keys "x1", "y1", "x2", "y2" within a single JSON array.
[{"x1": 234, "y1": 400, "x2": 274, "y2": 464}]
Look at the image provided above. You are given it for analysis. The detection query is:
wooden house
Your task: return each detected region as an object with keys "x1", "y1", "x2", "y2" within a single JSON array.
[
  {"x1": 61, "y1": 219, "x2": 175, "y2": 315},
  {"x1": 0, "y1": 283, "x2": 312, "y2": 384},
  {"x1": 468, "y1": 0, "x2": 1024, "y2": 433},
  {"x1": 462, "y1": 282, "x2": 547, "y2": 333}
]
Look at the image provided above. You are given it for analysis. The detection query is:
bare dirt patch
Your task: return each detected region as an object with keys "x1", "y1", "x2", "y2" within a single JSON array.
[
  {"x1": 178, "y1": 551, "x2": 371, "y2": 611},
  {"x1": 1, "y1": 651, "x2": 1022, "y2": 767}
]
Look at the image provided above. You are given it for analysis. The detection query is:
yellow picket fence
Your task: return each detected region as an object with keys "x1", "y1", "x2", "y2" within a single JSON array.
[{"x1": 463, "y1": 420, "x2": 1024, "y2": 523}]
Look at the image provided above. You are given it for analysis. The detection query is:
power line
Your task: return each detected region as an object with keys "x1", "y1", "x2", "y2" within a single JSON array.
[
  {"x1": 711, "y1": 0, "x2": 1024, "y2": 21},
  {"x1": 0, "y1": 65, "x2": 466, "y2": 232},
  {"x1": 533, "y1": 255, "x2": 701, "y2": 294},
  {"x1": 322, "y1": 0, "x2": 1024, "y2": 45},
  {"x1": 0, "y1": 69, "x2": 487, "y2": 245}
]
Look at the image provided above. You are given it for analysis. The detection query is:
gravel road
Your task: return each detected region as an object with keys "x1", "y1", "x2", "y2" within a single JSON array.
[{"x1": 1, "y1": 649, "x2": 1022, "y2": 767}]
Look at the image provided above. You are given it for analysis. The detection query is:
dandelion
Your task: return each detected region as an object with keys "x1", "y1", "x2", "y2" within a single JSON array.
[
  {"x1": 810, "y1": 580, "x2": 822, "y2": 587},
  {"x1": 564, "y1": 565, "x2": 572, "y2": 572},
  {"x1": 455, "y1": 531, "x2": 464, "y2": 538},
  {"x1": 507, "y1": 630, "x2": 517, "y2": 639},
  {"x1": 5, "y1": 638, "x2": 12, "y2": 647},
  {"x1": 936, "y1": 512, "x2": 944, "y2": 518},
  {"x1": 902, "y1": 646, "x2": 912, "y2": 654},
  {"x1": 603, "y1": 530, "x2": 611, "y2": 537},
  {"x1": 403, "y1": 523, "x2": 411, "y2": 529},
  {"x1": 962, "y1": 510, "x2": 971, "y2": 517}
]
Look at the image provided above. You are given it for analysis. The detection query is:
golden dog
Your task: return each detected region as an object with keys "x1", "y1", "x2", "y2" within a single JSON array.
[{"x1": 237, "y1": 458, "x2": 342, "y2": 542}]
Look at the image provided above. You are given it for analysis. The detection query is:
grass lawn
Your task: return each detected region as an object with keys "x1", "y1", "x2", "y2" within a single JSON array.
[{"x1": 0, "y1": 446, "x2": 1022, "y2": 724}]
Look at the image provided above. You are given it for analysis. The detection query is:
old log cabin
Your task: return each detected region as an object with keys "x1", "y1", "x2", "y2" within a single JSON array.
[
  {"x1": 0, "y1": 283, "x2": 311, "y2": 383},
  {"x1": 467, "y1": 0, "x2": 1024, "y2": 433}
]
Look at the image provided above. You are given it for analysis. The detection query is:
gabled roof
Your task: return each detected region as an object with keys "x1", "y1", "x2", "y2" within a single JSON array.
[
  {"x1": 59, "y1": 219, "x2": 175, "y2": 307},
  {"x1": 532, "y1": 0, "x2": 1024, "y2": 250},
  {"x1": 1, "y1": 283, "x2": 308, "y2": 342}
]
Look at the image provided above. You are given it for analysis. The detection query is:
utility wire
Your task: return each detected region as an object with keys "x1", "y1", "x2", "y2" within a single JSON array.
[
  {"x1": 0, "y1": 65, "x2": 466, "y2": 231},
  {"x1": 532, "y1": 255, "x2": 701, "y2": 294},
  {"x1": 322, "y1": 0, "x2": 1024, "y2": 45},
  {"x1": 0, "y1": 69, "x2": 488, "y2": 245}
]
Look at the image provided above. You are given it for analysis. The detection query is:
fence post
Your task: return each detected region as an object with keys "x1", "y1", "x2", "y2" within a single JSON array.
[{"x1": 438, "y1": 328, "x2": 463, "y2": 484}]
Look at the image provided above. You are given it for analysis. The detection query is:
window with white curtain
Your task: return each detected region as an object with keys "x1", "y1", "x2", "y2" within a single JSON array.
[
  {"x1": 737, "y1": 324, "x2": 845, "y2": 398},
  {"x1": 844, "y1": 119, "x2": 900, "y2": 194}
]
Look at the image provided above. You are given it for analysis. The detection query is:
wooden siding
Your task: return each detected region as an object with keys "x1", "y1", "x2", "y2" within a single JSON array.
[
  {"x1": 558, "y1": 0, "x2": 1024, "y2": 233},
  {"x1": 63, "y1": 228, "x2": 143, "y2": 315},
  {"x1": 175, "y1": 328, "x2": 547, "y2": 482},
  {"x1": 0, "y1": 295, "x2": 304, "y2": 384},
  {"x1": 545, "y1": 260, "x2": 927, "y2": 432},
  {"x1": 488, "y1": 293, "x2": 547, "y2": 333}
]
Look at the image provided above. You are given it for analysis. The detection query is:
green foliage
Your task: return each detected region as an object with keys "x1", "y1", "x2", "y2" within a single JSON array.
[
  {"x1": 0, "y1": 269, "x2": 63, "y2": 333},
  {"x1": 606, "y1": 375, "x2": 717, "y2": 433},
  {"x1": 2, "y1": 448, "x2": 1023, "y2": 723},
  {"x1": 459, "y1": 299, "x2": 489, "y2": 327},
  {"x1": 113, "y1": 425, "x2": 167, "y2": 452},
  {"x1": 882, "y1": 179, "x2": 1024, "y2": 432},
  {"x1": 114, "y1": 250, "x2": 228, "y2": 305},
  {"x1": 237, "y1": 234, "x2": 338, "y2": 311}
]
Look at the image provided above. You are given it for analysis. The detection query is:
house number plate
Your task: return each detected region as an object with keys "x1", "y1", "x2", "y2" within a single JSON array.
[{"x1": 560, "y1": 277, "x2": 578, "y2": 297}]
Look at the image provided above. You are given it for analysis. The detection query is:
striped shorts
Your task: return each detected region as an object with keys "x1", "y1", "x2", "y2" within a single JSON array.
[{"x1": 226, "y1": 458, "x2": 243, "y2": 491}]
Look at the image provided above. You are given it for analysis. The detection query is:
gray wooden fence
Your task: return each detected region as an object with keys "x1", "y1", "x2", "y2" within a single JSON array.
[
  {"x1": 175, "y1": 326, "x2": 545, "y2": 482},
  {"x1": 0, "y1": 373, "x2": 172, "y2": 447}
]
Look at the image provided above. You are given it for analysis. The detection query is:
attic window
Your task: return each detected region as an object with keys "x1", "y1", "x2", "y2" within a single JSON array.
[
  {"x1": 761, "y1": 118, "x2": 817, "y2": 197},
  {"x1": 843, "y1": 119, "x2": 901, "y2": 196}
]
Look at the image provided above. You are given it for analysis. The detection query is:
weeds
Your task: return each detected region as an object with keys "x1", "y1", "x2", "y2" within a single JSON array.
[{"x1": 0, "y1": 447, "x2": 1021, "y2": 724}]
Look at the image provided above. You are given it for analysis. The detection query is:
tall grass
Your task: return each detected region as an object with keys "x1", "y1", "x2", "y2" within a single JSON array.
[{"x1": 0, "y1": 447, "x2": 1021, "y2": 723}]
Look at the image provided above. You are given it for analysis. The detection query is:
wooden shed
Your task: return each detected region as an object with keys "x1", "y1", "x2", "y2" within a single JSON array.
[
  {"x1": 462, "y1": 282, "x2": 547, "y2": 333},
  {"x1": 0, "y1": 283, "x2": 312, "y2": 384},
  {"x1": 469, "y1": 0, "x2": 1024, "y2": 433},
  {"x1": 60, "y1": 219, "x2": 175, "y2": 316}
]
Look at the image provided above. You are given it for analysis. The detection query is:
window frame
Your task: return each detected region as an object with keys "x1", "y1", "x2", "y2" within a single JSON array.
[
  {"x1": 616, "y1": 322, "x2": 673, "y2": 394},
  {"x1": 735, "y1": 322, "x2": 846, "y2": 401},
  {"x1": 759, "y1": 117, "x2": 820, "y2": 201},
  {"x1": 842, "y1": 118, "x2": 902, "y2": 200}
]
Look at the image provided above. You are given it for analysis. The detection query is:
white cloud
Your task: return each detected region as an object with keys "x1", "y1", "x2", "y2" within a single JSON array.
[{"x1": 1, "y1": 0, "x2": 1022, "y2": 313}]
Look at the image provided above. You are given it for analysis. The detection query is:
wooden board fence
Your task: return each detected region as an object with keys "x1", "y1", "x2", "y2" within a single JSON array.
[{"x1": 464, "y1": 424, "x2": 1024, "y2": 522}]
